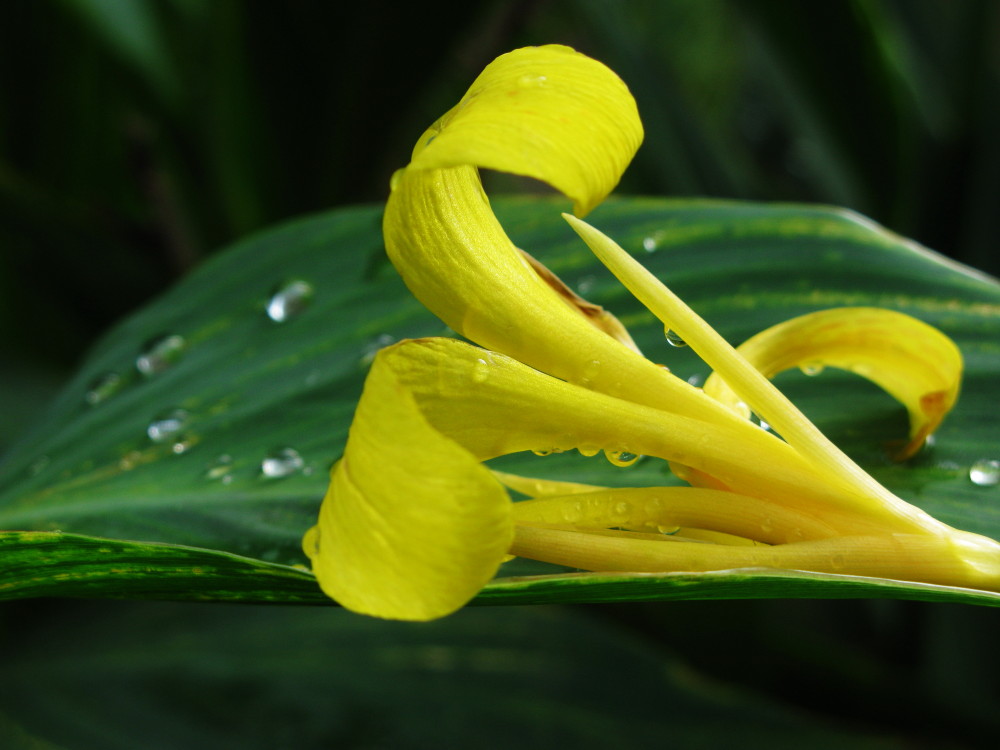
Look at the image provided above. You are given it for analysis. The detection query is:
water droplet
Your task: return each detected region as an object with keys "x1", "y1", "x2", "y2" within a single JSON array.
[
  {"x1": 261, "y1": 448, "x2": 304, "y2": 478},
  {"x1": 642, "y1": 236, "x2": 658, "y2": 253},
  {"x1": 657, "y1": 524, "x2": 680, "y2": 535},
  {"x1": 205, "y1": 454, "x2": 235, "y2": 483},
  {"x1": 472, "y1": 358, "x2": 490, "y2": 383},
  {"x1": 969, "y1": 459, "x2": 1000, "y2": 487},
  {"x1": 665, "y1": 328, "x2": 687, "y2": 347},
  {"x1": 800, "y1": 362, "x2": 824, "y2": 376},
  {"x1": 136, "y1": 334, "x2": 186, "y2": 376},
  {"x1": 147, "y1": 408, "x2": 189, "y2": 443},
  {"x1": 85, "y1": 371, "x2": 123, "y2": 406},
  {"x1": 531, "y1": 448, "x2": 554, "y2": 457},
  {"x1": 577, "y1": 445, "x2": 600, "y2": 458},
  {"x1": 605, "y1": 450, "x2": 641, "y2": 467},
  {"x1": 686, "y1": 373, "x2": 703, "y2": 387},
  {"x1": 171, "y1": 437, "x2": 195, "y2": 455},
  {"x1": 360, "y1": 333, "x2": 396, "y2": 365},
  {"x1": 518, "y1": 73, "x2": 547, "y2": 87},
  {"x1": 266, "y1": 279, "x2": 314, "y2": 322},
  {"x1": 576, "y1": 276, "x2": 596, "y2": 295},
  {"x1": 119, "y1": 450, "x2": 143, "y2": 471},
  {"x1": 579, "y1": 359, "x2": 601, "y2": 386}
]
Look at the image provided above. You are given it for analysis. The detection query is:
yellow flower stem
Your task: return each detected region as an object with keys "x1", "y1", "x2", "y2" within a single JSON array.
[
  {"x1": 510, "y1": 487, "x2": 881, "y2": 544},
  {"x1": 510, "y1": 524, "x2": 1000, "y2": 591},
  {"x1": 563, "y1": 214, "x2": 945, "y2": 536}
]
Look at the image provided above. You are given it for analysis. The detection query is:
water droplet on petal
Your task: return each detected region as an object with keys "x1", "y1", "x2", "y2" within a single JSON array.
[
  {"x1": 205, "y1": 454, "x2": 235, "y2": 483},
  {"x1": 136, "y1": 334, "x2": 186, "y2": 376},
  {"x1": 85, "y1": 372, "x2": 124, "y2": 405},
  {"x1": 266, "y1": 280, "x2": 314, "y2": 322},
  {"x1": 531, "y1": 448, "x2": 554, "y2": 457},
  {"x1": 657, "y1": 524, "x2": 680, "y2": 535},
  {"x1": 147, "y1": 409, "x2": 189, "y2": 443},
  {"x1": 665, "y1": 328, "x2": 687, "y2": 347},
  {"x1": 579, "y1": 359, "x2": 601, "y2": 386},
  {"x1": 800, "y1": 362, "x2": 824, "y2": 377},
  {"x1": 577, "y1": 444, "x2": 601, "y2": 458},
  {"x1": 261, "y1": 448, "x2": 304, "y2": 478},
  {"x1": 518, "y1": 73, "x2": 547, "y2": 87},
  {"x1": 472, "y1": 358, "x2": 490, "y2": 383},
  {"x1": 969, "y1": 459, "x2": 1000, "y2": 487},
  {"x1": 605, "y1": 450, "x2": 641, "y2": 467}
]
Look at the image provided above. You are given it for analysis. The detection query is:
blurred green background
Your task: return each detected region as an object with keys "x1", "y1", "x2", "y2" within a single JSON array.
[{"x1": 2, "y1": 0, "x2": 999, "y2": 746}]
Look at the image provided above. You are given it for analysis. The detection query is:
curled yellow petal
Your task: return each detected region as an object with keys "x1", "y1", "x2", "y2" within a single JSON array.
[
  {"x1": 702, "y1": 308, "x2": 963, "y2": 459},
  {"x1": 408, "y1": 45, "x2": 643, "y2": 216},
  {"x1": 304, "y1": 343, "x2": 513, "y2": 621},
  {"x1": 384, "y1": 46, "x2": 733, "y2": 428}
]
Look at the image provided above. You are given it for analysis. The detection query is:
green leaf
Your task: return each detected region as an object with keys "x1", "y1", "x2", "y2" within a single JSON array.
[
  {"x1": 1, "y1": 197, "x2": 998, "y2": 607},
  {"x1": 0, "y1": 602, "x2": 896, "y2": 750}
]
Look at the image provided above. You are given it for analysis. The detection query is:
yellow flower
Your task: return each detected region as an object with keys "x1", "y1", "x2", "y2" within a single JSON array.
[{"x1": 303, "y1": 45, "x2": 1000, "y2": 621}]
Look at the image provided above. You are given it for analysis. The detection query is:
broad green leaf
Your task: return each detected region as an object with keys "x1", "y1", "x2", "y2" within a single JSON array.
[
  {"x1": 1, "y1": 197, "x2": 998, "y2": 607},
  {"x1": 0, "y1": 602, "x2": 901, "y2": 749}
]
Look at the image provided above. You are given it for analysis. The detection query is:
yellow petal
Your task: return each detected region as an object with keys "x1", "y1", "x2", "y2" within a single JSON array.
[
  {"x1": 380, "y1": 338, "x2": 933, "y2": 535},
  {"x1": 562, "y1": 213, "x2": 940, "y2": 532},
  {"x1": 305, "y1": 344, "x2": 513, "y2": 621},
  {"x1": 702, "y1": 308, "x2": 963, "y2": 459},
  {"x1": 510, "y1": 526, "x2": 1000, "y2": 591},
  {"x1": 383, "y1": 47, "x2": 727, "y2": 429},
  {"x1": 409, "y1": 45, "x2": 643, "y2": 216},
  {"x1": 509, "y1": 486, "x2": 845, "y2": 542},
  {"x1": 491, "y1": 470, "x2": 607, "y2": 498},
  {"x1": 385, "y1": 166, "x2": 760, "y2": 432}
]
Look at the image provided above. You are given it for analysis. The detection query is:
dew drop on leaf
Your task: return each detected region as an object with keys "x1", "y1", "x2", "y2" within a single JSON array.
[
  {"x1": 205, "y1": 454, "x2": 235, "y2": 483},
  {"x1": 85, "y1": 371, "x2": 123, "y2": 406},
  {"x1": 969, "y1": 459, "x2": 1000, "y2": 487},
  {"x1": 360, "y1": 334, "x2": 396, "y2": 365},
  {"x1": 266, "y1": 279, "x2": 314, "y2": 322},
  {"x1": 147, "y1": 408, "x2": 190, "y2": 443},
  {"x1": 136, "y1": 334, "x2": 186, "y2": 376},
  {"x1": 261, "y1": 448, "x2": 304, "y2": 478}
]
